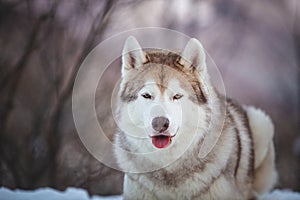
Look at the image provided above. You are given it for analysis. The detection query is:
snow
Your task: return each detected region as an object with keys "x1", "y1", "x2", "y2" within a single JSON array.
[
  {"x1": 259, "y1": 189, "x2": 300, "y2": 200},
  {"x1": 0, "y1": 187, "x2": 122, "y2": 200},
  {"x1": 1, "y1": 187, "x2": 300, "y2": 200}
]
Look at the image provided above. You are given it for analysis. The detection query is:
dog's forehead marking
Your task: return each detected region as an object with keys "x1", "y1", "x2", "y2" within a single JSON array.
[
  {"x1": 142, "y1": 80, "x2": 160, "y2": 93},
  {"x1": 141, "y1": 52, "x2": 193, "y2": 96},
  {"x1": 166, "y1": 79, "x2": 182, "y2": 93},
  {"x1": 152, "y1": 65, "x2": 183, "y2": 95},
  {"x1": 120, "y1": 50, "x2": 207, "y2": 104},
  {"x1": 158, "y1": 65, "x2": 166, "y2": 94}
]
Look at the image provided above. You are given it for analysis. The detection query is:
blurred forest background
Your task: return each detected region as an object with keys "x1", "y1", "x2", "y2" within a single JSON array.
[{"x1": 0, "y1": 0, "x2": 299, "y2": 196}]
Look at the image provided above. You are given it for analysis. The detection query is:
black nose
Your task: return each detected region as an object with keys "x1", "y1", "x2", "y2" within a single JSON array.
[{"x1": 152, "y1": 117, "x2": 169, "y2": 132}]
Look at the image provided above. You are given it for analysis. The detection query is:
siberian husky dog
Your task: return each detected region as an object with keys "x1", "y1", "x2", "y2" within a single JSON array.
[{"x1": 114, "y1": 36, "x2": 277, "y2": 199}]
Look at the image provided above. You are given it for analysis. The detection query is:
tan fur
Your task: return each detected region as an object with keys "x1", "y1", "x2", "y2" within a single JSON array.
[{"x1": 115, "y1": 37, "x2": 277, "y2": 199}]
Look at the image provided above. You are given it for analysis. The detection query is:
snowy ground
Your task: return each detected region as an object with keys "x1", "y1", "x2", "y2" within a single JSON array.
[
  {"x1": 0, "y1": 187, "x2": 300, "y2": 200},
  {"x1": 260, "y1": 190, "x2": 300, "y2": 200},
  {"x1": 0, "y1": 187, "x2": 122, "y2": 200}
]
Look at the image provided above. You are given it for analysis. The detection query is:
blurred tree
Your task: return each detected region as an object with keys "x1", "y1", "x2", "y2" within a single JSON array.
[{"x1": 0, "y1": 0, "x2": 124, "y2": 195}]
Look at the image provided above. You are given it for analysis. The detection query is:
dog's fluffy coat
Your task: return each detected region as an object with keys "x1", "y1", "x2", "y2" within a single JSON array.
[{"x1": 114, "y1": 36, "x2": 277, "y2": 199}]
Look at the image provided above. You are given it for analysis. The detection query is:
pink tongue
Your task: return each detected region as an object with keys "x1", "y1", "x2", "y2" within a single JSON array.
[{"x1": 152, "y1": 135, "x2": 171, "y2": 148}]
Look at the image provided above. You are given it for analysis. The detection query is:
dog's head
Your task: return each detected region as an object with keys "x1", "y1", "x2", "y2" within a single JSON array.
[{"x1": 117, "y1": 36, "x2": 211, "y2": 150}]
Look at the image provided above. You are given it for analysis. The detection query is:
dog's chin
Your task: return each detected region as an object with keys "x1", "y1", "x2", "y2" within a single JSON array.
[{"x1": 150, "y1": 131, "x2": 177, "y2": 149}]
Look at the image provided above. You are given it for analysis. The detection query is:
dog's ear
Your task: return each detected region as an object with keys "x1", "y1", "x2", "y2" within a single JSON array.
[
  {"x1": 122, "y1": 36, "x2": 147, "y2": 77},
  {"x1": 179, "y1": 38, "x2": 207, "y2": 73}
]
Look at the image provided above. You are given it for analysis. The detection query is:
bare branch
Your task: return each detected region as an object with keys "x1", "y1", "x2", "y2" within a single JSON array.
[{"x1": 43, "y1": 0, "x2": 118, "y2": 187}]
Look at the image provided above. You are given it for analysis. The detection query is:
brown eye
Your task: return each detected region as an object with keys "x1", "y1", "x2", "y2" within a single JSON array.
[
  {"x1": 142, "y1": 93, "x2": 152, "y2": 99},
  {"x1": 173, "y1": 94, "x2": 183, "y2": 100}
]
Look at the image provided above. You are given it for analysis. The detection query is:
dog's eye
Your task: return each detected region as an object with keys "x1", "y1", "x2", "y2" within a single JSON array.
[
  {"x1": 142, "y1": 93, "x2": 152, "y2": 99},
  {"x1": 173, "y1": 94, "x2": 183, "y2": 100}
]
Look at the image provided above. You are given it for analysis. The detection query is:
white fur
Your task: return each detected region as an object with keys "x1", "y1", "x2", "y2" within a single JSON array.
[
  {"x1": 115, "y1": 37, "x2": 277, "y2": 199},
  {"x1": 245, "y1": 106, "x2": 277, "y2": 194},
  {"x1": 117, "y1": 79, "x2": 205, "y2": 153}
]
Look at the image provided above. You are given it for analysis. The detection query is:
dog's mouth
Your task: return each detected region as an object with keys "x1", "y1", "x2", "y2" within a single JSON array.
[{"x1": 151, "y1": 133, "x2": 175, "y2": 149}]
